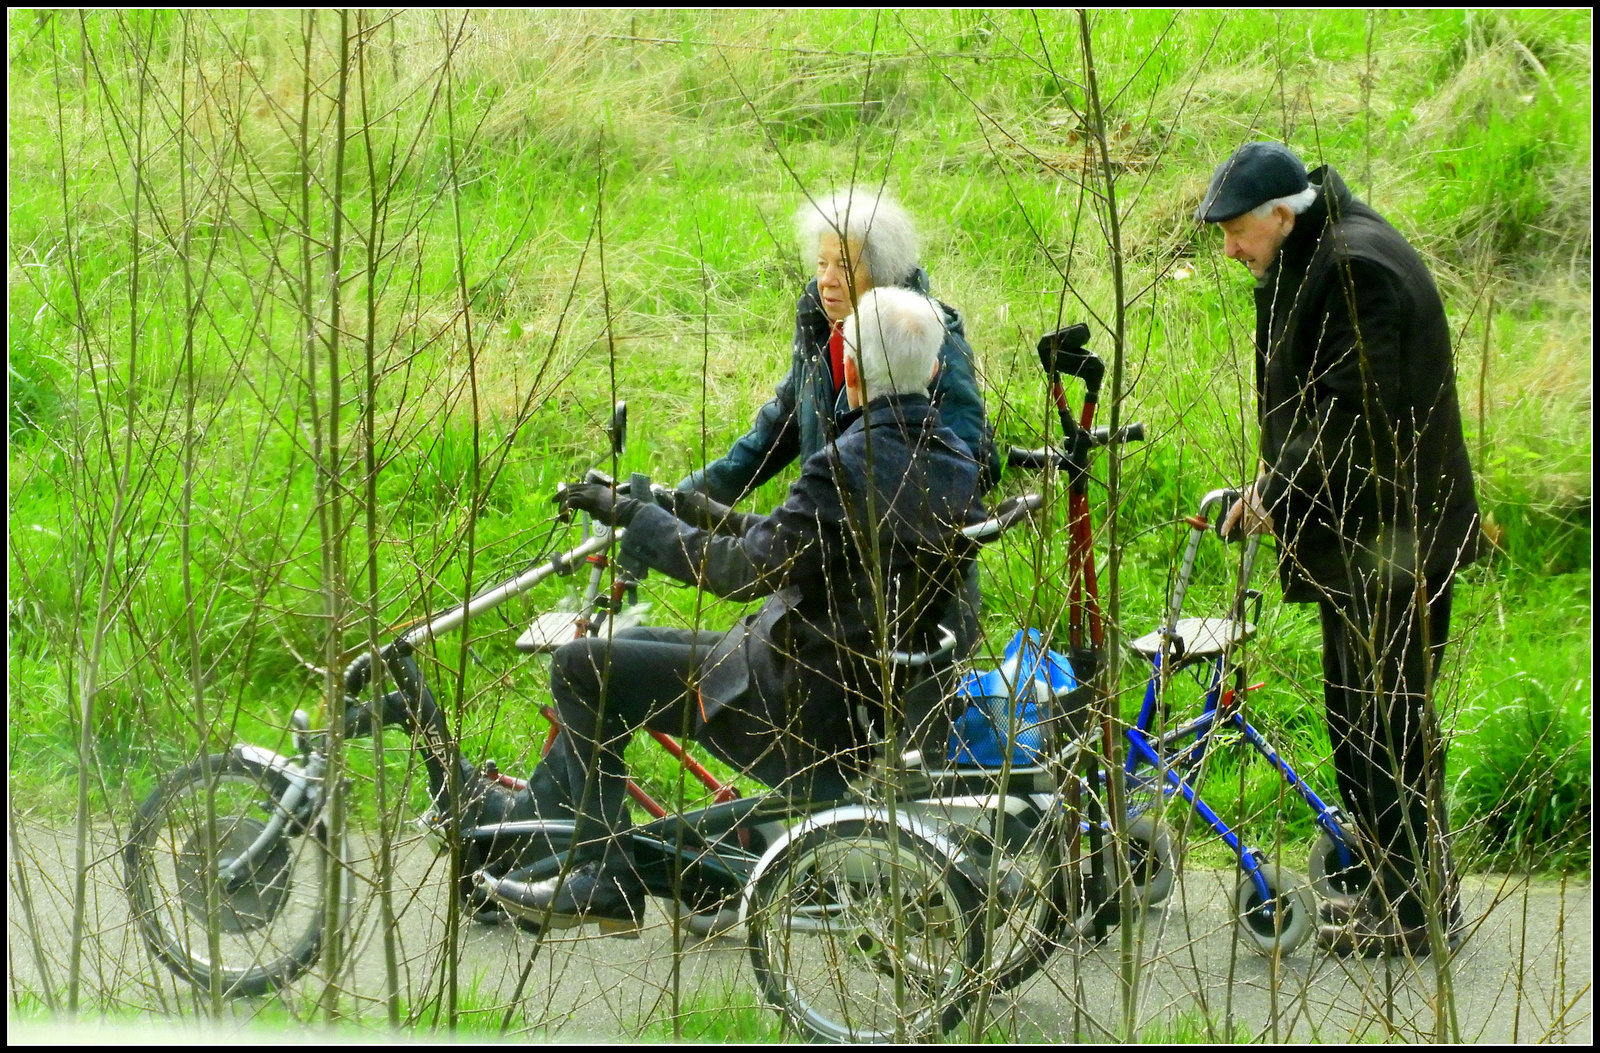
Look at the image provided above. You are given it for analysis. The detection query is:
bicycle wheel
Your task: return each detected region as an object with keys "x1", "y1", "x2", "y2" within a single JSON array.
[
  {"x1": 124, "y1": 753, "x2": 330, "y2": 997},
  {"x1": 963, "y1": 799, "x2": 1075, "y2": 993},
  {"x1": 747, "y1": 817, "x2": 983, "y2": 1043},
  {"x1": 957, "y1": 801, "x2": 1171, "y2": 990}
]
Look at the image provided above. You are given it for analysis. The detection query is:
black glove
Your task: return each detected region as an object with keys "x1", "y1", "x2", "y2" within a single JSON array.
[
  {"x1": 654, "y1": 487, "x2": 711, "y2": 524},
  {"x1": 655, "y1": 487, "x2": 751, "y2": 536},
  {"x1": 556, "y1": 483, "x2": 644, "y2": 527}
]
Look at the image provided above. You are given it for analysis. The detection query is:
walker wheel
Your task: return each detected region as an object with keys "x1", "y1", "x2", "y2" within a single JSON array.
[
  {"x1": 1232, "y1": 862, "x2": 1313, "y2": 956},
  {"x1": 1307, "y1": 829, "x2": 1374, "y2": 904}
]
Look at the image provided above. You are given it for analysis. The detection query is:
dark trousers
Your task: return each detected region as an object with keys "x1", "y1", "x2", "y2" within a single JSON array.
[
  {"x1": 1319, "y1": 574, "x2": 1457, "y2": 927},
  {"x1": 516, "y1": 626, "x2": 846, "y2": 874}
]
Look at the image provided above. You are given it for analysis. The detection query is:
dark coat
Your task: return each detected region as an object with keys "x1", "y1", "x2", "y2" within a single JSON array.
[
  {"x1": 626, "y1": 394, "x2": 985, "y2": 764},
  {"x1": 1254, "y1": 165, "x2": 1481, "y2": 601},
  {"x1": 679, "y1": 269, "x2": 1000, "y2": 502}
]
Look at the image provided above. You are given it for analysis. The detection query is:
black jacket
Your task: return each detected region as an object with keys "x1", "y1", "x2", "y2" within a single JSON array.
[
  {"x1": 1255, "y1": 165, "x2": 1480, "y2": 601},
  {"x1": 626, "y1": 394, "x2": 985, "y2": 761},
  {"x1": 679, "y1": 270, "x2": 1000, "y2": 501}
]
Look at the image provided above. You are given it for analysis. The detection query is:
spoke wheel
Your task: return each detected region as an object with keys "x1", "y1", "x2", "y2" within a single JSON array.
[
  {"x1": 124, "y1": 753, "x2": 330, "y2": 997},
  {"x1": 963, "y1": 800, "x2": 1076, "y2": 993},
  {"x1": 747, "y1": 818, "x2": 982, "y2": 1043}
]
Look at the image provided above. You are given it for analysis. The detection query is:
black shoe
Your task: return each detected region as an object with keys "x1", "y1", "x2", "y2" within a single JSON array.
[
  {"x1": 476, "y1": 861, "x2": 644, "y2": 937},
  {"x1": 469, "y1": 902, "x2": 510, "y2": 926},
  {"x1": 460, "y1": 770, "x2": 525, "y2": 828},
  {"x1": 1317, "y1": 897, "x2": 1463, "y2": 958}
]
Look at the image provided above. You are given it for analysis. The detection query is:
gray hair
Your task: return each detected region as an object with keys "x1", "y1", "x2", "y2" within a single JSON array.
[
  {"x1": 1251, "y1": 185, "x2": 1318, "y2": 218},
  {"x1": 796, "y1": 187, "x2": 921, "y2": 288},
  {"x1": 843, "y1": 287, "x2": 943, "y2": 400}
]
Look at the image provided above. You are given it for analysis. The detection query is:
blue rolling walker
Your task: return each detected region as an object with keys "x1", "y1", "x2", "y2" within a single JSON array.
[{"x1": 1117, "y1": 487, "x2": 1370, "y2": 954}]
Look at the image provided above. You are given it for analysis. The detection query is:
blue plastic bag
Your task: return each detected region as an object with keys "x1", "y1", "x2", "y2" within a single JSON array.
[{"x1": 948, "y1": 628, "x2": 1077, "y2": 767}]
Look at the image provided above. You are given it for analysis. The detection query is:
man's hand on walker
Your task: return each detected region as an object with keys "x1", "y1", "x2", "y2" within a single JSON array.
[{"x1": 1221, "y1": 483, "x2": 1275, "y2": 540}]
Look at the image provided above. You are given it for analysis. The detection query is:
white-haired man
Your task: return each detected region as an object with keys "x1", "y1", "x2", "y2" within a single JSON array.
[
  {"x1": 1198, "y1": 140, "x2": 1480, "y2": 958},
  {"x1": 477, "y1": 286, "x2": 987, "y2": 932}
]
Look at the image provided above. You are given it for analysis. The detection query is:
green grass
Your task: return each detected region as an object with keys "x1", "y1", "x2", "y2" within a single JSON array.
[
  {"x1": 1449, "y1": 569, "x2": 1592, "y2": 871},
  {"x1": 4, "y1": 12, "x2": 1591, "y2": 1031},
  {"x1": 626, "y1": 985, "x2": 1272, "y2": 1043},
  {"x1": 1138, "y1": 1011, "x2": 1253, "y2": 1044},
  {"x1": 633, "y1": 982, "x2": 785, "y2": 1043}
]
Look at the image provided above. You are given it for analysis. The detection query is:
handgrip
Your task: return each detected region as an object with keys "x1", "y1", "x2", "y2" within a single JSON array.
[
  {"x1": 342, "y1": 637, "x2": 417, "y2": 698},
  {"x1": 343, "y1": 651, "x2": 374, "y2": 696},
  {"x1": 1036, "y1": 323, "x2": 1104, "y2": 389},
  {"x1": 1006, "y1": 446, "x2": 1057, "y2": 471},
  {"x1": 1197, "y1": 486, "x2": 1245, "y2": 538},
  {"x1": 1095, "y1": 422, "x2": 1145, "y2": 446}
]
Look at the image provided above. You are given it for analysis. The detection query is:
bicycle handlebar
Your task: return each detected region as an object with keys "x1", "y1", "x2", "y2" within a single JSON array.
[
  {"x1": 1005, "y1": 422, "x2": 1145, "y2": 471},
  {"x1": 962, "y1": 493, "x2": 1044, "y2": 543},
  {"x1": 1197, "y1": 487, "x2": 1244, "y2": 521}
]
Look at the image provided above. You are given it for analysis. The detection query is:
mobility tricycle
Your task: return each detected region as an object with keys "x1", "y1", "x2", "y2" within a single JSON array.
[{"x1": 123, "y1": 325, "x2": 1357, "y2": 1042}]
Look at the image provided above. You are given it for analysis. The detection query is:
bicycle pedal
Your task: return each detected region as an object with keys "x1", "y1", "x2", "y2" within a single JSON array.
[
  {"x1": 414, "y1": 809, "x2": 452, "y2": 854},
  {"x1": 681, "y1": 905, "x2": 743, "y2": 939}
]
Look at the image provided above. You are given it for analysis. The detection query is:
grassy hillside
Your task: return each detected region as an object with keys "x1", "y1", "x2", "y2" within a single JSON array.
[{"x1": 6, "y1": 9, "x2": 1590, "y2": 873}]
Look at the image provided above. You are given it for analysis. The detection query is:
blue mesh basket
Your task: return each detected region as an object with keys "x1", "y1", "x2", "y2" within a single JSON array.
[{"x1": 948, "y1": 628, "x2": 1077, "y2": 767}]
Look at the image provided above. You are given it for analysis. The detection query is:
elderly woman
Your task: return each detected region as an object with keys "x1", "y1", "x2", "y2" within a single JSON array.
[{"x1": 679, "y1": 186, "x2": 1000, "y2": 502}]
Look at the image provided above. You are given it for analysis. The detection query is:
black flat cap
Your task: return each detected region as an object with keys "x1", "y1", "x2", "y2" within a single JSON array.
[{"x1": 1195, "y1": 141, "x2": 1309, "y2": 223}]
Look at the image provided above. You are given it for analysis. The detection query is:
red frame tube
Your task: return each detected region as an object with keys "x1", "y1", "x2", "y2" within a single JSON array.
[{"x1": 1051, "y1": 380, "x2": 1105, "y2": 654}]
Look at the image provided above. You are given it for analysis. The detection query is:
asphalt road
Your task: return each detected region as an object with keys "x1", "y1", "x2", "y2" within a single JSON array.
[{"x1": 8, "y1": 815, "x2": 1591, "y2": 1043}]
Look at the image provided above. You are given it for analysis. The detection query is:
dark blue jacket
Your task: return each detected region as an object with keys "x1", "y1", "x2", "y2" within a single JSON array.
[
  {"x1": 626, "y1": 395, "x2": 986, "y2": 762},
  {"x1": 679, "y1": 270, "x2": 1000, "y2": 502}
]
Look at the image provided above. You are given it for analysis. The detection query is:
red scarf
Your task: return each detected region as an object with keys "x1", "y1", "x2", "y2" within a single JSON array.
[{"x1": 828, "y1": 322, "x2": 845, "y2": 394}]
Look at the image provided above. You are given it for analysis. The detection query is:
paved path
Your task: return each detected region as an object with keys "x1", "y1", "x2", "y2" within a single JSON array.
[{"x1": 8, "y1": 816, "x2": 1591, "y2": 1042}]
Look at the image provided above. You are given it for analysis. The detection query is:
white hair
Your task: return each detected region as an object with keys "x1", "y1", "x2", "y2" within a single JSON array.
[
  {"x1": 1251, "y1": 185, "x2": 1318, "y2": 218},
  {"x1": 796, "y1": 187, "x2": 921, "y2": 288},
  {"x1": 843, "y1": 287, "x2": 943, "y2": 400}
]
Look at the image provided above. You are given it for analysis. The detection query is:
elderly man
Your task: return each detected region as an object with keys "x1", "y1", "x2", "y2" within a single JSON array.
[
  {"x1": 477, "y1": 286, "x2": 987, "y2": 931},
  {"x1": 673, "y1": 186, "x2": 998, "y2": 654},
  {"x1": 1198, "y1": 141, "x2": 1480, "y2": 957}
]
